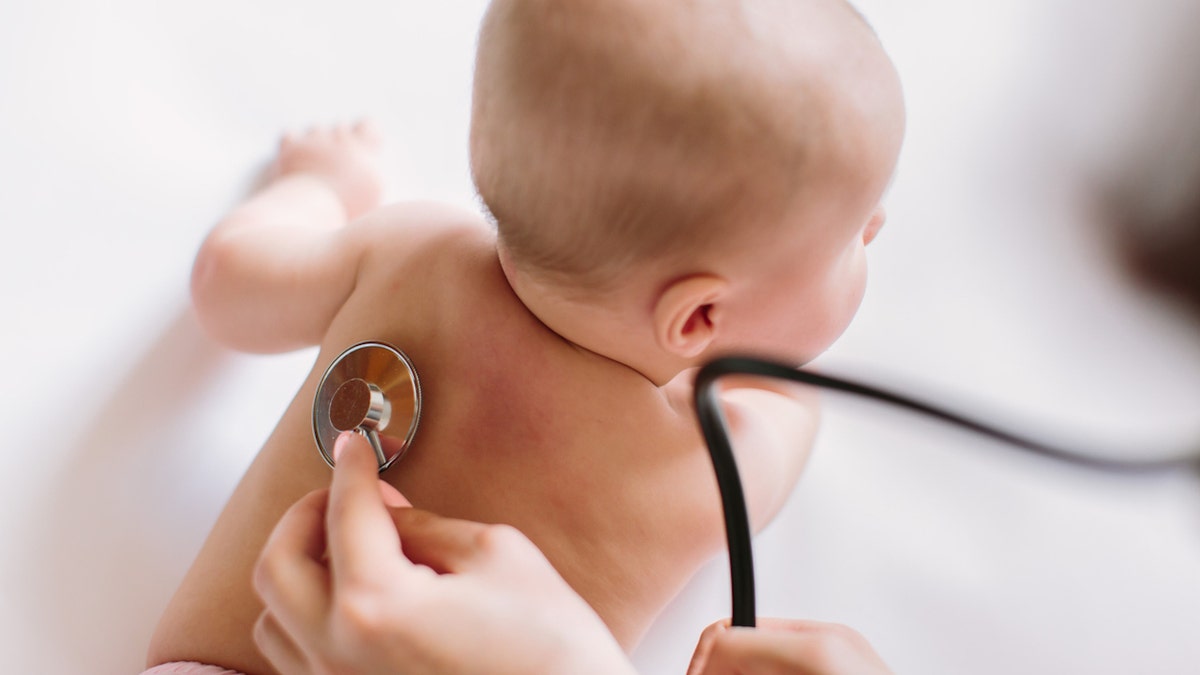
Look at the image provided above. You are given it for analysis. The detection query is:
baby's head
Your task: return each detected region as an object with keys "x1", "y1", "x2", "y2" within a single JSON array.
[{"x1": 471, "y1": 0, "x2": 904, "y2": 383}]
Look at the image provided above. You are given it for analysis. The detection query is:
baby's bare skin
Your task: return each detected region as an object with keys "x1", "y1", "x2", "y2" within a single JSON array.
[
  {"x1": 149, "y1": 127, "x2": 819, "y2": 675},
  {"x1": 151, "y1": 2, "x2": 906, "y2": 671}
]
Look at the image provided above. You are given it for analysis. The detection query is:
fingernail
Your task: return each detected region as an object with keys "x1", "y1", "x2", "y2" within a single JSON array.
[{"x1": 333, "y1": 431, "x2": 354, "y2": 463}]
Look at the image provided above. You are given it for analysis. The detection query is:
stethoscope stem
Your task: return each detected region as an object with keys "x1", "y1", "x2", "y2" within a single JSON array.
[{"x1": 693, "y1": 355, "x2": 1199, "y2": 628}]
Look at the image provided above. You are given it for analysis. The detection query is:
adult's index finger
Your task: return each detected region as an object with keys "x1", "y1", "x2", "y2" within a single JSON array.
[{"x1": 327, "y1": 431, "x2": 410, "y2": 584}]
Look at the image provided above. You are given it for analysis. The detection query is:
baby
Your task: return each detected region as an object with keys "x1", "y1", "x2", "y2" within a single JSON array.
[{"x1": 149, "y1": 0, "x2": 904, "y2": 673}]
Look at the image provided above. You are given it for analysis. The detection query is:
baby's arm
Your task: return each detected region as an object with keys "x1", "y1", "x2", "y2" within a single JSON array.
[{"x1": 190, "y1": 122, "x2": 384, "y2": 353}]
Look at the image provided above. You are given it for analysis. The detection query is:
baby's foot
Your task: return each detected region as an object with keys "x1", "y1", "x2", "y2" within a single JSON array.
[{"x1": 273, "y1": 120, "x2": 385, "y2": 219}]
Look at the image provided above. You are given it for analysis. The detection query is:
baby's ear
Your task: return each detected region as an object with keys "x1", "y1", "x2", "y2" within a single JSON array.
[{"x1": 653, "y1": 275, "x2": 728, "y2": 359}]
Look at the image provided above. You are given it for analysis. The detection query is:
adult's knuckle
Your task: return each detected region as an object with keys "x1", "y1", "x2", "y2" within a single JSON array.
[
  {"x1": 709, "y1": 629, "x2": 738, "y2": 656},
  {"x1": 826, "y1": 622, "x2": 868, "y2": 646},
  {"x1": 251, "y1": 552, "x2": 282, "y2": 596},
  {"x1": 807, "y1": 623, "x2": 865, "y2": 667},
  {"x1": 333, "y1": 589, "x2": 389, "y2": 642},
  {"x1": 251, "y1": 612, "x2": 269, "y2": 644},
  {"x1": 475, "y1": 522, "x2": 526, "y2": 554},
  {"x1": 699, "y1": 619, "x2": 727, "y2": 641}
]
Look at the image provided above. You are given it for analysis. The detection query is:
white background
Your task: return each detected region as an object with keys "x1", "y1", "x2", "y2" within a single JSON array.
[{"x1": 2, "y1": 1, "x2": 1199, "y2": 673}]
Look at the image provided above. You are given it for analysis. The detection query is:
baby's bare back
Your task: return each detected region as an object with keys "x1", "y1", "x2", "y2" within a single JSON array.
[{"x1": 153, "y1": 205, "x2": 727, "y2": 674}]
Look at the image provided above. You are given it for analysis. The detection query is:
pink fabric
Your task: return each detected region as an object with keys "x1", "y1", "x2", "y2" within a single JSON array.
[{"x1": 141, "y1": 663, "x2": 244, "y2": 675}]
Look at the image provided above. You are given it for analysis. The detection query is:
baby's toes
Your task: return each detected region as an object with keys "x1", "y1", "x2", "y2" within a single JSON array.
[
  {"x1": 333, "y1": 124, "x2": 355, "y2": 144},
  {"x1": 352, "y1": 118, "x2": 383, "y2": 147},
  {"x1": 312, "y1": 126, "x2": 336, "y2": 145}
]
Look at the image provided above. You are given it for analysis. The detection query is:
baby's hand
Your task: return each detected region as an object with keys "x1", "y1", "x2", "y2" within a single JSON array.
[{"x1": 273, "y1": 120, "x2": 384, "y2": 219}]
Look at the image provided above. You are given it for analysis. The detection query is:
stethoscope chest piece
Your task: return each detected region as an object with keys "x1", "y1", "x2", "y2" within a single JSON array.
[{"x1": 313, "y1": 341, "x2": 422, "y2": 472}]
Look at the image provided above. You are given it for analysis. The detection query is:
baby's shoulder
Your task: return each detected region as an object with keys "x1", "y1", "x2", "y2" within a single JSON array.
[
  {"x1": 344, "y1": 200, "x2": 500, "y2": 298},
  {"x1": 316, "y1": 199, "x2": 505, "y2": 347},
  {"x1": 349, "y1": 200, "x2": 493, "y2": 259}
]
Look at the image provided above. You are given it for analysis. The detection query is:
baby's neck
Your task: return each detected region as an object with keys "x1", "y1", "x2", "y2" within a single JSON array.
[{"x1": 496, "y1": 247, "x2": 687, "y2": 386}]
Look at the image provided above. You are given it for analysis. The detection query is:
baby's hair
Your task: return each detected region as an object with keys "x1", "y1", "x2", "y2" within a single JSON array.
[{"x1": 470, "y1": 0, "x2": 888, "y2": 289}]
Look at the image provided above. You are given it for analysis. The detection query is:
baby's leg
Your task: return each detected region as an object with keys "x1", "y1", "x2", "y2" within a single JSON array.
[
  {"x1": 191, "y1": 121, "x2": 385, "y2": 352},
  {"x1": 237, "y1": 120, "x2": 384, "y2": 232}
]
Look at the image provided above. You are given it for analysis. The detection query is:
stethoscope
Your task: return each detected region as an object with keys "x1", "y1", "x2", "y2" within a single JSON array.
[
  {"x1": 313, "y1": 342, "x2": 1198, "y2": 630},
  {"x1": 312, "y1": 342, "x2": 422, "y2": 472}
]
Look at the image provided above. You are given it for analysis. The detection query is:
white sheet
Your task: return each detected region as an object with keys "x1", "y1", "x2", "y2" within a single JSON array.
[{"x1": 3, "y1": 2, "x2": 1199, "y2": 673}]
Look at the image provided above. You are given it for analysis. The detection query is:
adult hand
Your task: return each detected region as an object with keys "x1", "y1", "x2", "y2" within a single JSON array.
[
  {"x1": 687, "y1": 618, "x2": 894, "y2": 675},
  {"x1": 252, "y1": 431, "x2": 635, "y2": 675}
]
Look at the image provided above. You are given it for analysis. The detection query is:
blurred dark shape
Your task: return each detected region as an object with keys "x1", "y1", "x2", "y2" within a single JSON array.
[
  {"x1": 1113, "y1": 184, "x2": 1200, "y2": 320},
  {"x1": 1105, "y1": 29, "x2": 1200, "y2": 323}
]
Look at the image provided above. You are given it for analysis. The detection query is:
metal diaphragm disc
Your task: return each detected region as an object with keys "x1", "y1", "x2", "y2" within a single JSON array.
[{"x1": 312, "y1": 341, "x2": 422, "y2": 472}]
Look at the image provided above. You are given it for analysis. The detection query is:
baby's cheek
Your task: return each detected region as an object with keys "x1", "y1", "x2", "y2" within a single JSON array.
[
  {"x1": 816, "y1": 250, "x2": 869, "y2": 351},
  {"x1": 846, "y1": 250, "x2": 869, "y2": 315}
]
